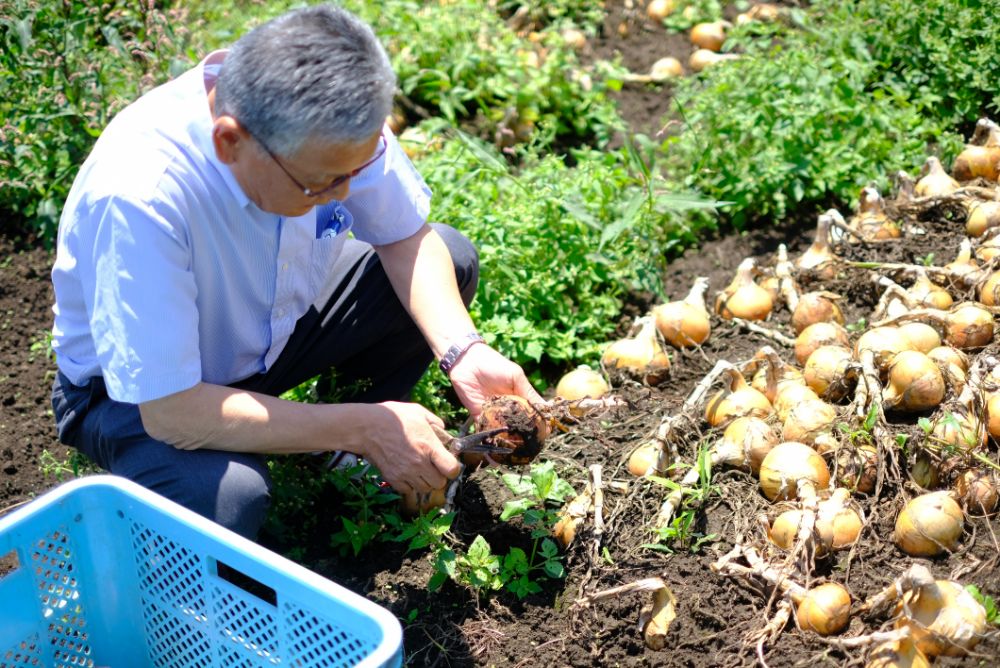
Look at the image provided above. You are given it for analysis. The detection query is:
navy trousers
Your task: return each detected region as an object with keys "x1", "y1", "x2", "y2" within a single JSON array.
[{"x1": 51, "y1": 224, "x2": 478, "y2": 539}]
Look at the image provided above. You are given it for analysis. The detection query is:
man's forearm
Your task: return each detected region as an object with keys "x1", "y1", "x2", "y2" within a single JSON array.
[
  {"x1": 375, "y1": 225, "x2": 477, "y2": 360},
  {"x1": 139, "y1": 381, "x2": 379, "y2": 454}
]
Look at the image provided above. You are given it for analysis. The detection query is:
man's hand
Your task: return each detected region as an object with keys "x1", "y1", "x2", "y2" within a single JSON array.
[
  {"x1": 447, "y1": 343, "x2": 544, "y2": 417},
  {"x1": 359, "y1": 402, "x2": 462, "y2": 495}
]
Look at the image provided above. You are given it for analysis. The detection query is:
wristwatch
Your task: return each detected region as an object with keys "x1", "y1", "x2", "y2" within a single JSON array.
[{"x1": 438, "y1": 332, "x2": 485, "y2": 375}]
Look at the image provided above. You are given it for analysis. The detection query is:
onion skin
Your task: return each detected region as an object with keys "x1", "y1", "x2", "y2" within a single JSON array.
[
  {"x1": 721, "y1": 416, "x2": 778, "y2": 473},
  {"x1": 646, "y1": 0, "x2": 675, "y2": 22},
  {"x1": 770, "y1": 490, "x2": 860, "y2": 553},
  {"x1": 758, "y1": 441, "x2": 830, "y2": 502},
  {"x1": 555, "y1": 366, "x2": 609, "y2": 403},
  {"x1": 716, "y1": 259, "x2": 773, "y2": 321},
  {"x1": 977, "y1": 269, "x2": 1000, "y2": 306},
  {"x1": 796, "y1": 583, "x2": 851, "y2": 635},
  {"x1": 654, "y1": 279, "x2": 711, "y2": 348},
  {"x1": 689, "y1": 49, "x2": 739, "y2": 72},
  {"x1": 954, "y1": 469, "x2": 999, "y2": 516},
  {"x1": 966, "y1": 200, "x2": 1000, "y2": 236},
  {"x1": 772, "y1": 384, "x2": 820, "y2": 422},
  {"x1": 895, "y1": 579, "x2": 988, "y2": 657},
  {"x1": 908, "y1": 272, "x2": 953, "y2": 310},
  {"x1": 852, "y1": 188, "x2": 900, "y2": 240},
  {"x1": 473, "y1": 395, "x2": 549, "y2": 466},
  {"x1": 796, "y1": 213, "x2": 838, "y2": 279},
  {"x1": 882, "y1": 350, "x2": 945, "y2": 412},
  {"x1": 945, "y1": 303, "x2": 994, "y2": 349},
  {"x1": 649, "y1": 57, "x2": 684, "y2": 81},
  {"x1": 926, "y1": 345, "x2": 968, "y2": 373},
  {"x1": 601, "y1": 318, "x2": 671, "y2": 385},
  {"x1": 931, "y1": 411, "x2": 986, "y2": 452},
  {"x1": 915, "y1": 156, "x2": 959, "y2": 197},
  {"x1": 781, "y1": 399, "x2": 837, "y2": 448},
  {"x1": 705, "y1": 369, "x2": 773, "y2": 427},
  {"x1": 795, "y1": 323, "x2": 850, "y2": 366},
  {"x1": 836, "y1": 445, "x2": 878, "y2": 495},
  {"x1": 952, "y1": 118, "x2": 1000, "y2": 182},
  {"x1": 627, "y1": 442, "x2": 660, "y2": 477},
  {"x1": 866, "y1": 639, "x2": 931, "y2": 668},
  {"x1": 855, "y1": 327, "x2": 914, "y2": 370},
  {"x1": 910, "y1": 450, "x2": 940, "y2": 490},
  {"x1": 689, "y1": 21, "x2": 727, "y2": 51},
  {"x1": 987, "y1": 392, "x2": 1000, "y2": 439},
  {"x1": 791, "y1": 292, "x2": 845, "y2": 335},
  {"x1": 894, "y1": 491, "x2": 964, "y2": 557},
  {"x1": 803, "y1": 345, "x2": 853, "y2": 401},
  {"x1": 897, "y1": 322, "x2": 941, "y2": 354}
]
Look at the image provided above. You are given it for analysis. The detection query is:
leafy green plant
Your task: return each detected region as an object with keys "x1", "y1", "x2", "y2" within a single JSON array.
[
  {"x1": 966, "y1": 584, "x2": 999, "y2": 626},
  {"x1": 645, "y1": 447, "x2": 718, "y2": 552},
  {"x1": 327, "y1": 464, "x2": 402, "y2": 557},
  {"x1": 38, "y1": 448, "x2": 97, "y2": 482}
]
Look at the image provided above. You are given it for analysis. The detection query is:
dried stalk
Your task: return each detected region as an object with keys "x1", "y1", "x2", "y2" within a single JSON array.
[
  {"x1": 729, "y1": 318, "x2": 796, "y2": 347},
  {"x1": 774, "y1": 244, "x2": 800, "y2": 311}
]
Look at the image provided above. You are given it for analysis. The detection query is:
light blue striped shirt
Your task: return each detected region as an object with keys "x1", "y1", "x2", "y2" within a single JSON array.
[{"x1": 51, "y1": 51, "x2": 430, "y2": 404}]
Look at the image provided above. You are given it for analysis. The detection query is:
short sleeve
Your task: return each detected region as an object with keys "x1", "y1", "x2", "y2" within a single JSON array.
[
  {"x1": 76, "y1": 194, "x2": 203, "y2": 403},
  {"x1": 342, "y1": 127, "x2": 431, "y2": 246}
]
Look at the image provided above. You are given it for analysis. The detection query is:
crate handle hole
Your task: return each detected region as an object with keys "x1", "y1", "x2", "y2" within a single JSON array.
[
  {"x1": 214, "y1": 559, "x2": 277, "y2": 606},
  {"x1": 0, "y1": 548, "x2": 20, "y2": 582}
]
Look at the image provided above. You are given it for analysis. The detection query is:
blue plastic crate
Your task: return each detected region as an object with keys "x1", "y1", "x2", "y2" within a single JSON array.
[{"x1": 0, "y1": 475, "x2": 402, "y2": 668}]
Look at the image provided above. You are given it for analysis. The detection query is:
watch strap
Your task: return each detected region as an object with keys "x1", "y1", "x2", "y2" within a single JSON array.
[{"x1": 438, "y1": 333, "x2": 485, "y2": 375}]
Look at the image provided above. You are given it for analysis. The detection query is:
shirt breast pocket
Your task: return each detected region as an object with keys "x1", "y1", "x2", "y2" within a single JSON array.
[{"x1": 310, "y1": 233, "x2": 348, "y2": 294}]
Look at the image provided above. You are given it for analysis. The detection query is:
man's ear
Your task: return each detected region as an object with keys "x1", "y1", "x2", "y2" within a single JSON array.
[{"x1": 212, "y1": 115, "x2": 247, "y2": 165}]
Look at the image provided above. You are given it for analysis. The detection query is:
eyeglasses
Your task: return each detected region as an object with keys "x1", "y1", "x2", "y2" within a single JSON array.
[{"x1": 248, "y1": 126, "x2": 386, "y2": 199}]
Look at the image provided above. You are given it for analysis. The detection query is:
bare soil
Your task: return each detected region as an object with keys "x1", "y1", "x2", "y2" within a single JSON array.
[{"x1": 2, "y1": 3, "x2": 998, "y2": 668}]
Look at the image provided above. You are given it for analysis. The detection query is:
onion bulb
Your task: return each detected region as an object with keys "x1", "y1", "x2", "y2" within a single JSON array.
[
  {"x1": 910, "y1": 450, "x2": 940, "y2": 490},
  {"x1": 915, "y1": 156, "x2": 960, "y2": 197},
  {"x1": 952, "y1": 117, "x2": 1000, "y2": 182},
  {"x1": 944, "y1": 303, "x2": 994, "y2": 349},
  {"x1": 894, "y1": 578, "x2": 988, "y2": 657},
  {"x1": 689, "y1": 21, "x2": 728, "y2": 51},
  {"x1": 897, "y1": 322, "x2": 941, "y2": 353},
  {"x1": 720, "y1": 416, "x2": 778, "y2": 473},
  {"x1": 855, "y1": 327, "x2": 914, "y2": 370},
  {"x1": 977, "y1": 268, "x2": 1000, "y2": 306},
  {"x1": 648, "y1": 56, "x2": 684, "y2": 81},
  {"x1": 653, "y1": 277, "x2": 711, "y2": 348},
  {"x1": 552, "y1": 486, "x2": 593, "y2": 548},
  {"x1": 689, "y1": 49, "x2": 739, "y2": 72},
  {"x1": 894, "y1": 491, "x2": 964, "y2": 556},
  {"x1": 965, "y1": 200, "x2": 1000, "y2": 237},
  {"x1": 926, "y1": 345, "x2": 968, "y2": 372},
  {"x1": 908, "y1": 270, "x2": 953, "y2": 310},
  {"x1": 773, "y1": 383, "x2": 821, "y2": 422},
  {"x1": 931, "y1": 411, "x2": 986, "y2": 452},
  {"x1": 759, "y1": 441, "x2": 830, "y2": 501},
  {"x1": 555, "y1": 366, "x2": 609, "y2": 414},
  {"x1": 882, "y1": 350, "x2": 945, "y2": 412},
  {"x1": 736, "y1": 3, "x2": 781, "y2": 24},
  {"x1": 646, "y1": 0, "x2": 676, "y2": 22},
  {"x1": 602, "y1": 316, "x2": 671, "y2": 385},
  {"x1": 803, "y1": 345, "x2": 854, "y2": 401},
  {"x1": 400, "y1": 486, "x2": 447, "y2": 517},
  {"x1": 560, "y1": 28, "x2": 587, "y2": 51},
  {"x1": 791, "y1": 291, "x2": 845, "y2": 334},
  {"x1": 627, "y1": 441, "x2": 660, "y2": 477},
  {"x1": 715, "y1": 258, "x2": 773, "y2": 321},
  {"x1": 944, "y1": 239, "x2": 980, "y2": 280},
  {"x1": 866, "y1": 638, "x2": 931, "y2": 668},
  {"x1": 851, "y1": 187, "x2": 900, "y2": 240},
  {"x1": 795, "y1": 322, "x2": 850, "y2": 366},
  {"x1": 836, "y1": 445, "x2": 877, "y2": 495},
  {"x1": 705, "y1": 367, "x2": 773, "y2": 427},
  {"x1": 796, "y1": 582, "x2": 852, "y2": 635},
  {"x1": 754, "y1": 347, "x2": 804, "y2": 402},
  {"x1": 987, "y1": 392, "x2": 1000, "y2": 439},
  {"x1": 796, "y1": 212, "x2": 838, "y2": 279},
  {"x1": 781, "y1": 399, "x2": 838, "y2": 450},
  {"x1": 976, "y1": 233, "x2": 1000, "y2": 263},
  {"x1": 473, "y1": 395, "x2": 549, "y2": 466},
  {"x1": 770, "y1": 489, "x2": 861, "y2": 553},
  {"x1": 953, "y1": 468, "x2": 999, "y2": 515}
]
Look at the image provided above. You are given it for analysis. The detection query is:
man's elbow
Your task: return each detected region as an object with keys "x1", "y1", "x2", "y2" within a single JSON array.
[{"x1": 138, "y1": 385, "x2": 201, "y2": 448}]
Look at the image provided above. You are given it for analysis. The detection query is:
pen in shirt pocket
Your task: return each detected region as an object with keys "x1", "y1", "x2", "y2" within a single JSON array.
[{"x1": 318, "y1": 208, "x2": 348, "y2": 239}]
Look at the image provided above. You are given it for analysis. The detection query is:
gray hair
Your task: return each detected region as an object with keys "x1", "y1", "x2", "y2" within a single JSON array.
[{"x1": 214, "y1": 4, "x2": 396, "y2": 156}]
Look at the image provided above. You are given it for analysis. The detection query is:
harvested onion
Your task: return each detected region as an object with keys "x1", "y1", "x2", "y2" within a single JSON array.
[
  {"x1": 689, "y1": 48, "x2": 739, "y2": 72},
  {"x1": 915, "y1": 156, "x2": 959, "y2": 197},
  {"x1": 627, "y1": 441, "x2": 659, "y2": 477},
  {"x1": 866, "y1": 638, "x2": 931, "y2": 668},
  {"x1": 895, "y1": 578, "x2": 988, "y2": 657},
  {"x1": 803, "y1": 345, "x2": 853, "y2": 401},
  {"x1": 720, "y1": 416, "x2": 778, "y2": 473},
  {"x1": 952, "y1": 117, "x2": 1000, "y2": 182},
  {"x1": 758, "y1": 441, "x2": 830, "y2": 502},
  {"x1": 795, "y1": 322, "x2": 850, "y2": 366},
  {"x1": 646, "y1": 0, "x2": 675, "y2": 22},
  {"x1": 781, "y1": 399, "x2": 838, "y2": 451},
  {"x1": 855, "y1": 327, "x2": 913, "y2": 370},
  {"x1": 791, "y1": 291, "x2": 845, "y2": 334},
  {"x1": 555, "y1": 366, "x2": 609, "y2": 402},
  {"x1": 897, "y1": 322, "x2": 941, "y2": 353},
  {"x1": 795, "y1": 212, "x2": 838, "y2": 279},
  {"x1": 715, "y1": 258, "x2": 773, "y2": 321},
  {"x1": 474, "y1": 395, "x2": 549, "y2": 466},
  {"x1": 653, "y1": 277, "x2": 711, "y2": 348},
  {"x1": 908, "y1": 270, "x2": 952, "y2": 310},
  {"x1": 836, "y1": 445, "x2": 877, "y2": 495},
  {"x1": 770, "y1": 489, "x2": 861, "y2": 553},
  {"x1": 882, "y1": 350, "x2": 945, "y2": 412},
  {"x1": 705, "y1": 367, "x2": 773, "y2": 427},
  {"x1": 689, "y1": 21, "x2": 728, "y2": 51},
  {"x1": 954, "y1": 468, "x2": 999, "y2": 515},
  {"x1": 601, "y1": 316, "x2": 671, "y2": 385},
  {"x1": 851, "y1": 187, "x2": 900, "y2": 240},
  {"x1": 965, "y1": 200, "x2": 1000, "y2": 237},
  {"x1": 894, "y1": 491, "x2": 963, "y2": 557},
  {"x1": 796, "y1": 582, "x2": 852, "y2": 635}
]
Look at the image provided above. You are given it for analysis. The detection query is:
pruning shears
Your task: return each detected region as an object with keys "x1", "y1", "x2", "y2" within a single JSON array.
[{"x1": 431, "y1": 424, "x2": 512, "y2": 456}]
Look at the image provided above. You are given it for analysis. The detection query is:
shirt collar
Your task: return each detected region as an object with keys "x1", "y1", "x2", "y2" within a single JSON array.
[{"x1": 190, "y1": 49, "x2": 251, "y2": 210}]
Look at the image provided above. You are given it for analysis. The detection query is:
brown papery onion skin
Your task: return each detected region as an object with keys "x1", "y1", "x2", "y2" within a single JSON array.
[
  {"x1": 865, "y1": 638, "x2": 931, "y2": 668},
  {"x1": 791, "y1": 292, "x2": 845, "y2": 335},
  {"x1": 836, "y1": 445, "x2": 877, "y2": 495},
  {"x1": 954, "y1": 469, "x2": 999, "y2": 516},
  {"x1": 796, "y1": 583, "x2": 851, "y2": 636},
  {"x1": 795, "y1": 322, "x2": 850, "y2": 366},
  {"x1": 653, "y1": 279, "x2": 711, "y2": 348},
  {"x1": 716, "y1": 260, "x2": 773, "y2": 321},
  {"x1": 781, "y1": 399, "x2": 837, "y2": 448},
  {"x1": 894, "y1": 491, "x2": 964, "y2": 557},
  {"x1": 915, "y1": 156, "x2": 960, "y2": 197},
  {"x1": 758, "y1": 441, "x2": 830, "y2": 502},
  {"x1": 555, "y1": 366, "x2": 609, "y2": 403},
  {"x1": 966, "y1": 200, "x2": 1000, "y2": 237},
  {"x1": 803, "y1": 345, "x2": 853, "y2": 401},
  {"x1": 773, "y1": 384, "x2": 820, "y2": 422},
  {"x1": 601, "y1": 319, "x2": 671, "y2": 385},
  {"x1": 752, "y1": 363, "x2": 803, "y2": 403},
  {"x1": 926, "y1": 345, "x2": 968, "y2": 373},
  {"x1": 952, "y1": 119, "x2": 1000, "y2": 182},
  {"x1": 945, "y1": 303, "x2": 994, "y2": 349},
  {"x1": 627, "y1": 442, "x2": 660, "y2": 477},
  {"x1": 977, "y1": 269, "x2": 1000, "y2": 306},
  {"x1": 895, "y1": 579, "x2": 988, "y2": 657},
  {"x1": 882, "y1": 350, "x2": 945, "y2": 412}
]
